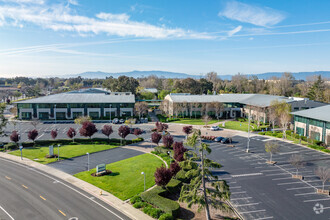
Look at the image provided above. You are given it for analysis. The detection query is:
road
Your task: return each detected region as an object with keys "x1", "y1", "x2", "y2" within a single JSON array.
[
  {"x1": 208, "y1": 135, "x2": 330, "y2": 220},
  {"x1": 0, "y1": 157, "x2": 130, "y2": 220}
]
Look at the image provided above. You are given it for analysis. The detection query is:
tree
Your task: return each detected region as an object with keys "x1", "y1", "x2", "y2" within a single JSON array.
[
  {"x1": 28, "y1": 129, "x2": 38, "y2": 143},
  {"x1": 151, "y1": 132, "x2": 162, "y2": 146},
  {"x1": 307, "y1": 75, "x2": 325, "y2": 102},
  {"x1": 202, "y1": 115, "x2": 211, "y2": 127},
  {"x1": 51, "y1": 130, "x2": 58, "y2": 140},
  {"x1": 180, "y1": 129, "x2": 230, "y2": 220},
  {"x1": 0, "y1": 103, "x2": 8, "y2": 137},
  {"x1": 103, "y1": 76, "x2": 139, "y2": 94},
  {"x1": 182, "y1": 126, "x2": 193, "y2": 139},
  {"x1": 79, "y1": 121, "x2": 98, "y2": 139},
  {"x1": 170, "y1": 161, "x2": 181, "y2": 176},
  {"x1": 30, "y1": 119, "x2": 40, "y2": 129},
  {"x1": 67, "y1": 127, "x2": 76, "y2": 142},
  {"x1": 133, "y1": 128, "x2": 143, "y2": 138},
  {"x1": 289, "y1": 154, "x2": 305, "y2": 176},
  {"x1": 315, "y1": 167, "x2": 330, "y2": 191},
  {"x1": 74, "y1": 116, "x2": 92, "y2": 125},
  {"x1": 156, "y1": 122, "x2": 168, "y2": 132},
  {"x1": 213, "y1": 102, "x2": 224, "y2": 120},
  {"x1": 265, "y1": 141, "x2": 279, "y2": 163},
  {"x1": 158, "y1": 90, "x2": 170, "y2": 100},
  {"x1": 10, "y1": 130, "x2": 20, "y2": 147},
  {"x1": 173, "y1": 141, "x2": 187, "y2": 162},
  {"x1": 268, "y1": 104, "x2": 277, "y2": 133},
  {"x1": 154, "y1": 165, "x2": 172, "y2": 187},
  {"x1": 279, "y1": 72, "x2": 294, "y2": 96},
  {"x1": 118, "y1": 125, "x2": 130, "y2": 144},
  {"x1": 135, "y1": 102, "x2": 148, "y2": 119},
  {"x1": 162, "y1": 135, "x2": 174, "y2": 148},
  {"x1": 272, "y1": 100, "x2": 291, "y2": 139},
  {"x1": 101, "y1": 125, "x2": 113, "y2": 141}
]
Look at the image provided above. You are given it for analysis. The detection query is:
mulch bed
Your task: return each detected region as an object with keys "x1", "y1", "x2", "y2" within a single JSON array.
[{"x1": 91, "y1": 170, "x2": 112, "y2": 177}]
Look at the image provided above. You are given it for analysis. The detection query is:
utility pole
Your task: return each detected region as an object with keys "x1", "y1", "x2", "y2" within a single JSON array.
[{"x1": 86, "y1": 152, "x2": 90, "y2": 171}]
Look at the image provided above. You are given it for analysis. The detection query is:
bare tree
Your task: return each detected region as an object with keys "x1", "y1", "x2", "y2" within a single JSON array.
[
  {"x1": 135, "y1": 102, "x2": 148, "y2": 119},
  {"x1": 289, "y1": 154, "x2": 305, "y2": 176},
  {"x1": 160, "y1": 99, "x2": 169, "y2": 115},
  {"x1": 202, "y1": 115, "x2": 211, "y2": 127},
  {"x1": 30, "y1": 119, "x2": 40, "y2": 129},
  {"x1": 173, "y1": 103, "x2": 179, "y2": 118},
  {"x1": 273, "y1": 100, "x2": 291, "y2": 139},
  {"x1": 268, "y1": 105, "x2": 277, "y2": 133},
  {"x1": 265, "y1": 141, "x2": 279, "y2": 163},
  {"x1": 315, "y1": 167, "x2": 330, "y2": 191},
  {"x1": 213, "y1": 102, "x2": 224, "y2": 120}
]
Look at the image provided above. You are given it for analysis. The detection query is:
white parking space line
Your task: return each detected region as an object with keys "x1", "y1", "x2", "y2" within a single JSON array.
[
  {"x1": 254, "y1": 217, "x2": 274, "y2": 220},
  {"x1": 234, "y1": 202, "x2": 259, "y2": 207},
  {"x1": 305, "y1": 180, "x2": 321, "y2": 183},
  {"x1": 231, "y1": 197, "x2": 252, "y2": 201},
  {"x1": 232, "y1": 173, "x2": 263, "y2": 178},
  {"x1": 266, "y1": 173, "x2": 291, "y2": 177},
  {"x1": 231, "y1": 191, "x2": 247, "y2": 194},
  {"x1": 294, "y1": 192, "x2": 317, "y2": 196},
  {"x1": 230, "y1": 186, "x2": 241, "y2": 189},
  {"x1": 287, "y1": 186, "x2": 313, "y2": 190},
  {"x1": 277, "y1": 182, "x2": 304, "y2": 185},
  {"x1": 303, "y1": 198, "x2": 330, "y2": 203},
  {"x1": 272, "y1": 177, "x2": 293, "y2": 181},
  {"x1": 0, "y1": 205, "x2": 14, "y2": 220},
  {"x1": 239, "y1": 209, "x2": 266, "y2": 214},
  {"x1": 278, "y1": 151, "x2": 300, "y2": 155}
]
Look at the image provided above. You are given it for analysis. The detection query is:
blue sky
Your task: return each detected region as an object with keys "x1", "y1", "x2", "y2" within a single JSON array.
[{"x1": 1, "y1": 0, "x2": 330, "y2": 77}]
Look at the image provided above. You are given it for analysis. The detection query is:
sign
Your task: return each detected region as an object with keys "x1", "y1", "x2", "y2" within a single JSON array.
[
  {"x1": 19, "y1": 146, "x2": 23, "y2": 151},
  {"x1": 49, "y1": 145, "x2": 54, "y2": 156},
  {"x1": 96, "y1": 164, "x2": 106, "y2": 174}
]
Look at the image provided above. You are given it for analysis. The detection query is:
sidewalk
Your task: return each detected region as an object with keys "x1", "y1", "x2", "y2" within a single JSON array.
[{"x1": 0, "y1": 152, "x2": 153, "y2": 220}]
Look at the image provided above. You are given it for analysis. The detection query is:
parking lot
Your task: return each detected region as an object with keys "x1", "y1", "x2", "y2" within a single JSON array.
[
  {"x1": 208, "y1": 135, "x2": 330, "y2": 220},
  {"x1": 1, "y1": 121, "x2": 154, "y2": 143}
]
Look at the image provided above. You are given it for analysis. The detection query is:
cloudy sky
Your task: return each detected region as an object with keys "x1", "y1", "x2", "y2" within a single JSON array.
[{"x1": 1, "y1": 0, "x2": 330, "y2": 77}]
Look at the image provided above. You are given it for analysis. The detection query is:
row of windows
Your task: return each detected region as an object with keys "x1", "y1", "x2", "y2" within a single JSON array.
[
  {"x1": 18, "y1": 103, "x2": 134, "y2": 109},
  {"x1": 295, "y1": 116, "x2": 327, "y2": 128}
]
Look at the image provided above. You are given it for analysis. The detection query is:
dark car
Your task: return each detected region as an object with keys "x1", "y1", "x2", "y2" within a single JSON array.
[
  {"x1": 220, "y1": 137, "x2": 232, "y2": 144},
  {"x1": 214, "y1": 137, "x2": 224, "y2": 142}
]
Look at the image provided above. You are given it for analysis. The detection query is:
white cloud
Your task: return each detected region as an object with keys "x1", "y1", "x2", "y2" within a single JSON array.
[
  {"x1": 219, "y1": 1, "x2": 285, "y2": 27},
  {"x1": 0, "y1": 1, "x2": 213, "y2": 39},
  {"x1": 0, "y1": 0, "x2": 44, "y2": 4},
  {"x1": 227, "y1": 25, "x2": 242, "y2": 37},
  {"x1": 67, "y1": 0, "x2": 78, "y2": 6}
]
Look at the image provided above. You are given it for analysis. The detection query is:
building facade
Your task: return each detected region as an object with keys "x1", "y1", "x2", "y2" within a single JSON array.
[
  {"x1": 162, "y1": 93, "x2": 326, "y2": 122},
  {"x1": 292, "y1": 105, "x2": 330, "y2": 144},
  {"x1": 16, "y1": 88, "x2": 135, "y2": 120}
]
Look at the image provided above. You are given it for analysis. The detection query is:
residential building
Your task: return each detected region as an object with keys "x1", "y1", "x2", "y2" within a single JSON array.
[
  {"x1": 16, "y1": 88, "x2": 135, "y2": 120},
  {"x1": 162, "y1": 93, "x2": 326, "y2": 122},
  {"x1": 292, "y1": 105, "x2": 330, "y2": 144}
]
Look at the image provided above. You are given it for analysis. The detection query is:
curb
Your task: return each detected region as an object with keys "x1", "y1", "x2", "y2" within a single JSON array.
[{"x1": 0, "y1": 152, "x2": 153, "y2": 220}]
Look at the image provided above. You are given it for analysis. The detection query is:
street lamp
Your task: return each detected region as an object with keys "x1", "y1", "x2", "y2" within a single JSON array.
[
  {"x1": 54, "y1": 104, "x2": 57, "y2": 124},
  {"x1": 141, "y1": 171, "x2": 146, "y2": 191},
  {"x1": 167, "y1": 151, "x2": 172, "y2": 164},
  {"x1": 246, "y1": 109, "x2": 251, "y2": 153},
  {"x1": 110, "y1": 104, "x2": 112, "y2": 123},
  {"x1": 86, "y1": 152, "x2": 90, "y2": 171},
  {"x1": 57, "y1": 144, "x2": 60, "y2": 161}
]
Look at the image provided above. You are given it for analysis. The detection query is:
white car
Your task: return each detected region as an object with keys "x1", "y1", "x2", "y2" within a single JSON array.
[{"x1": 211, "y1": 126, "x2": 221, "y2": 131}]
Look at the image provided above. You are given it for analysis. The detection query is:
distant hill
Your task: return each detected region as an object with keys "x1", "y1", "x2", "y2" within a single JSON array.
[{"x1": 72, "y1": 70, "x2": 330, "y2": 81}]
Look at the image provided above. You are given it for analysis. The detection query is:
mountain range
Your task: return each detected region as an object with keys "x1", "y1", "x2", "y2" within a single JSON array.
[{"x1": 73, "y1": 70, "x2": 330, "y2": 81}]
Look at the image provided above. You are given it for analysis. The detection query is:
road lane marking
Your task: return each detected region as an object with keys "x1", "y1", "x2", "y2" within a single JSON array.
[
  {"x1": 303, "y1": 198, "x2": 330, "y2": 203},
  {"x1": 58, "y1": 210, "x2": 66, "y2": 216},
  {"x1": 239, "y1": 209, "x2": 266, "y2": 214},
  {"x1": 234, "y1": 202, "x2": 259, "y2": 207},
  {"x1": 5, "y1": 176, "x2": 11, "y2": 180},
  {"x1": 0, "y1": 205, "x2": 15, "y2": 220},
  {"x1": 22, "y1": 184, "x2": 28, "y2": 189},
  {"x1": 40, "y1": 196, "x2": 46, "y2": 201}
]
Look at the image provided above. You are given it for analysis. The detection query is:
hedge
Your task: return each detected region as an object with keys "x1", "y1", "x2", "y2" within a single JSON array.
[
  {"x1": 154, "y1": 146, "x2": 173, "y2": 155},
  {"x1": 141, "y1": 183, "x2": 180, "y2": 217},
  {"x1": 159, "y1": 213, "x2": 174, "y2": 220},
  {"x1": 3, "y1": 137, "x2": 144, "y2": 150},
  {"x1": 175, "y1": 170, "x2": 189, "y2": 183}
]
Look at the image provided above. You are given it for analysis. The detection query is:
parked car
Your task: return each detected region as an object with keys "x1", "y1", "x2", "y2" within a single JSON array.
[
  {"x1": 119, "y1": 119, "x2": 125, "y2": 124},
  {"x1": 214, "y1": 137, "x2": 224, "y2": 142},
  {"x1": 113, "y1": 118, "x2": 119, "y2": 124},
  {"x1": 221, "y1": 137, "x2": 232, "y2": 144},
  {"x1": 211, "y1": 126, "x2": 221, "y2": 131}
]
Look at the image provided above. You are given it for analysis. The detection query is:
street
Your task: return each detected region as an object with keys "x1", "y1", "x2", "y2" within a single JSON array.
[{"x1": 0, "y1": 157, "x2": 130, "y2": 220}]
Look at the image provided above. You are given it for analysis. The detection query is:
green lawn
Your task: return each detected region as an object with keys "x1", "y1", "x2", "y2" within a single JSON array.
[
  {"x1": 218, "y1": 121, "x2": 259, "y2": 132},
  {"x1": 74, "y1": 153, "x2": 164, "y2": 200},
  {"x1": 171, "y1": 118, "x2": 220, "y2": 125},
  {"x1": 9, "y1": 144, "x2": 118, "y2": 164}
]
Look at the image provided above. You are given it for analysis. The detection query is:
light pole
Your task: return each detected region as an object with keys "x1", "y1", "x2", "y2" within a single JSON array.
[
  {"x1": 110, "y1": 104, "x2": 112, "y2": 123},
  {"x1": 167, "y1": 151, "x2": 172, "y2": 164},
  {"x1": 57, "y1": 144, "x2": 60, "y2": 161},
  {"x1": 246, "y1": 109, "x2": 251, "y2": 153},
  {"x1": 54, "y1": 104, "x2": 57, "y2": 125},
  {"x1": 86, "y1": 152, "x2": 90, "y2": 171},
  {"x1": 141, "y1": 171, "x2": 146, "y2": 191},
  {"x1": 19, "y1": 145, "x2": 23, "y2": 160}
]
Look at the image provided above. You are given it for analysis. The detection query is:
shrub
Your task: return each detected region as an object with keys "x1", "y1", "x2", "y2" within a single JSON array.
[
  {"x1": 159, "y1": 213, "x2": 174, "y2": 220},
  {"x1": 130, "y1": 195, "x2": 142, "y2": 204},
  {"x1": 4, "y1": 143, "x2": 18, "y2": 150},
  {"x1": 133, "y1": 201, "x2": 148, "y2": 209},
  {"x1": 143, "y1": 207, "x2": 162, "y2": 219},
  {"x1": 276, "y1": 133, "x2": 283, "y2": 138},
  {"x1": 175, "y1": 170, "x2": 189, "y2": 183},
  {"x1": 162, "y1": 135, "x2": 174, "y2": 149},
  {"x1": 79, "y1": 121, "x2": 98, "y2": 138},
  {"x1": 118, "y1": 125, "x2": 130, "y2": 139},
  {"x1": 152, "y1": 132, "x2": 162, "y2": 146},
  {"x1": 258, "y1": 132, "x2": 265, "y2": 135},
  {"x1": 166, "y1": 179, "x2": 182, "y2": 194},
  {"x1": 154, "y1": 146, "x2": 172, "y2": 155},
  {"x1": 173, "y1": 142, "x2": 187, "y2": 162},
  {"x1": 286, "y1": 130, "x2": 293, "y2": 136},
  {"x1": 141, "y1": 186, "x2": 180, "y2": 217},
  {"x1": 169, "y1": 162, "x2": 181, "y2": 177},
  {"x1": 265, "y1": 131, "x2": 272, "y2": 136}
]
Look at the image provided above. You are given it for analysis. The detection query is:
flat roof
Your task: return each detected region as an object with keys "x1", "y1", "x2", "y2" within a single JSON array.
[
  {"x1": 291, "y1": 105, "x2": 330, "y2": 122},
  {"x1": 167, "y1": 93, "x2": 292, "y2": 107},
  {"x1": 16, "y1": 92, "x2": 135, "y2": 104}
]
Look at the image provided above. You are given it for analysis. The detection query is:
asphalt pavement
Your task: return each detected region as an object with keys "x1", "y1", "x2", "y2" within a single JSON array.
[
  {"x1": 207, "y1": 135, "x2": 330, "y2": 220},
  {"x1": 48, "y1": 147, "x2": 144, "y2": 174},
  {"x1": 0, "y1": 157, "x2": 131, "y2": 220}
]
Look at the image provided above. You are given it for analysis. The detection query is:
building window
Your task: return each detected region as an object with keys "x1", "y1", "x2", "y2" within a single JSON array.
[{"x1": 39, "y1": 112, "x2": 49, "y2": 120}]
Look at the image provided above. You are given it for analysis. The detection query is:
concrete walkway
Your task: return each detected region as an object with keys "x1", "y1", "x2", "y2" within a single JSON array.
[{"x1": 0, "y1": 152, "x2": 153, "y2": 220}]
